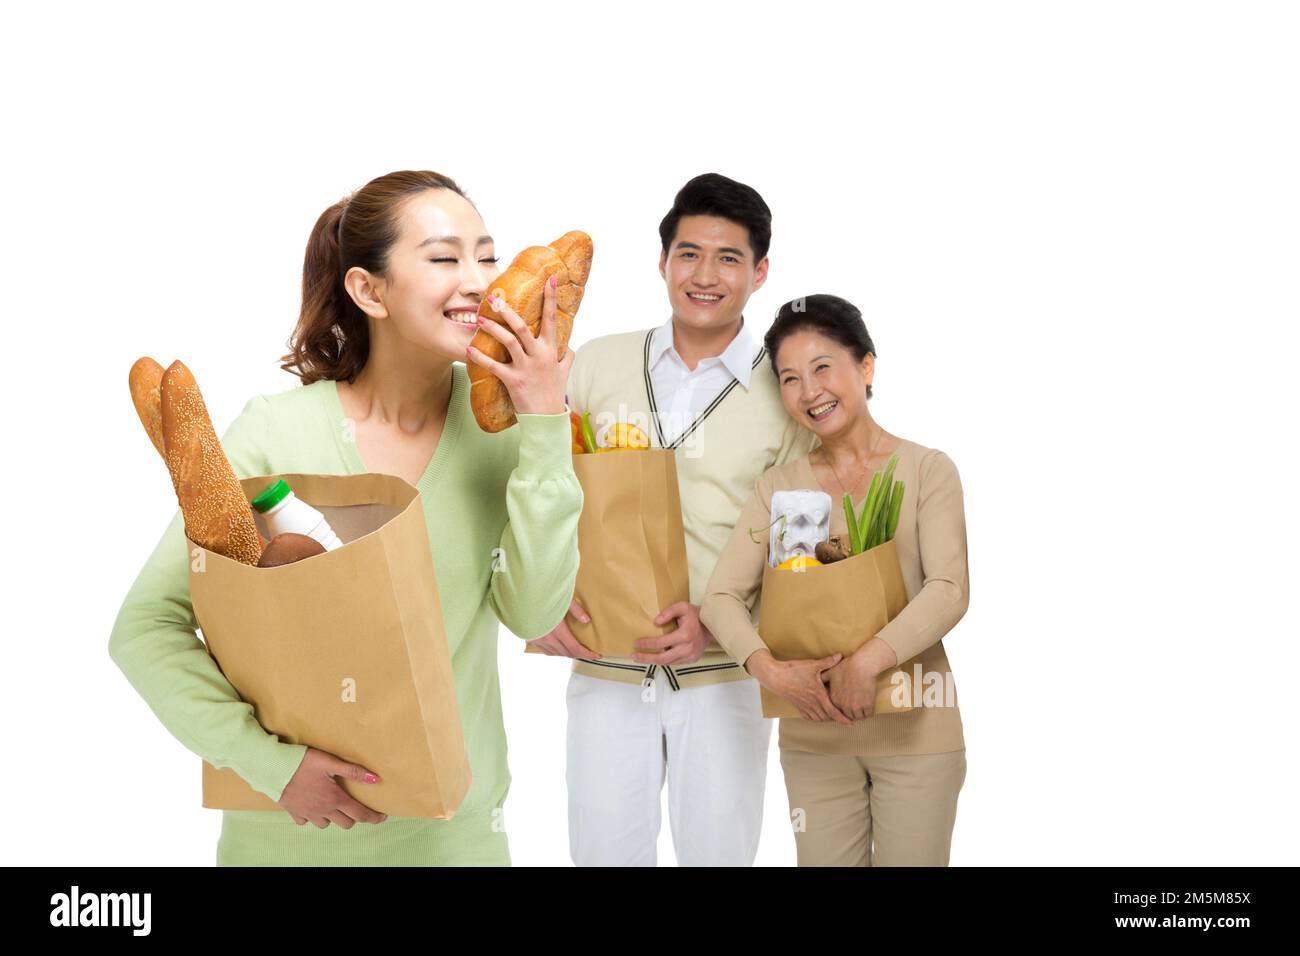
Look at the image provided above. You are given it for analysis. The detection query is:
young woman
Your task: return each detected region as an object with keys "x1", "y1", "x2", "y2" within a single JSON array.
[
  {"x1": 109, "y1": 170, "x2": 582, "y2": 865},
  {"x1": 700, "y1": 294, "x2": 969, "y2": 866}
]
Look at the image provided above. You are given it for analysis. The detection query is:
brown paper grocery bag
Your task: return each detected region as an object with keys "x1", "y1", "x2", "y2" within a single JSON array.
[
  {"x1": 757, "y1": 538, "x2": 915, "y2": 719},
  {"x1": 189, "y1": 472, "x2": 471, "y2": 819},
  {"x1": 527, "y1": 449, "x2": 688, "y2": 658}
]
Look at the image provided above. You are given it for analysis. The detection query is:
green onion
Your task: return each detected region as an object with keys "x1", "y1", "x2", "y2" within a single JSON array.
[
  {"x1": 871, "y1": 484, "x2": 893, "y2": 550},
  {"x1": 832, "y1": 453, "x2": 907, "y2": 556},
  {"x1": 843, "y1": 493, "x2": 863, "y2": 556},
  {"x1": 858, "y1": 472, "x2": 882, "y2": 551},
  {"x1": 886, "y1": 479, "x2": 905, "y2": 540},
  {"x1": 869, "y1": 455, "x2": 900, "y2": 548}
]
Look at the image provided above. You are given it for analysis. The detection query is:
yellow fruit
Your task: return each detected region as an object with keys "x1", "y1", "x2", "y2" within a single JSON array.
[
  {"x1": 603, "y1": 423, "x2": 650, "y2": 450},
  {"x1": 775, "y1": 555, "x2": 822, "y2": 571}
]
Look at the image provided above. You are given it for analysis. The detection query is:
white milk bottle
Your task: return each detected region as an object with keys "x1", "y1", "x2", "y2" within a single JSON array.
[{"x1": 250, "y1": 479, "x2": 344, "y2": 551}]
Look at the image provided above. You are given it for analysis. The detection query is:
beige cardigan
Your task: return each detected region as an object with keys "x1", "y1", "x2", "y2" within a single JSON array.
[{"x1": 699, "y1": 438, "x2": 968, "y2": 756}]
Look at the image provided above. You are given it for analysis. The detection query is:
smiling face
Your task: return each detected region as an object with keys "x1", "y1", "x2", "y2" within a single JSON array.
[
  {"x1": 344, "y1": 188, "x2": 501, "y2": 362},
  {"x1": 658, "y1": 214, "x2": 768, "y2": 333},
  {"x1": 775, "y1": 328, "x2": 875, "y2": 437}
]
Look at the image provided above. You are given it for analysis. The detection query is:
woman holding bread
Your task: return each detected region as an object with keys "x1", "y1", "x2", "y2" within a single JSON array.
[
  {"x1": 699, "y1": 294, "x2": 969, "y2": 867},
  {"x1": 110, "y1": 170, "x2": 582, "y2": 865}
]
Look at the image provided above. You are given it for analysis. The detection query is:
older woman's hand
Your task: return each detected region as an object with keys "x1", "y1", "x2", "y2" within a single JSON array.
[
  {"x1": 825, "y1": 655, "x2": 880, "y2": 721},
  {"x1": 746, "y1": 649, "x2": 852, "y2": 724},
  {"x1": 825, "y1": 638, "x2": 901, "y2": 720},
  {"x1": 467, "y1": 273, "x2": 571, "y2": 416}
]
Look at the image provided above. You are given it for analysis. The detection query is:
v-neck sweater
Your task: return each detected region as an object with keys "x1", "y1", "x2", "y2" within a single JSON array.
[
  {"x1": 700, "y1": 439, "x2": 968, "y2": 756},
  {"x1": 564, "y1": 327, "x2": 820, "y2": 690},
  {"x1": 109, "y1": 362, "x2": 582, "y2": 865}
]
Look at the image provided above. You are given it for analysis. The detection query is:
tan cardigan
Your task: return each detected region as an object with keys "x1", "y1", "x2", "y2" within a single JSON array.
[{"x1": 699, "y1": 438, "x2": 968, "y2": 756}]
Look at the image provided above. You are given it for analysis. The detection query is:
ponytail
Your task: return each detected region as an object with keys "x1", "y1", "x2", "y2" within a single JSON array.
[{"x1": 279, "y1": 199, "x2": 368, "y2": 385}]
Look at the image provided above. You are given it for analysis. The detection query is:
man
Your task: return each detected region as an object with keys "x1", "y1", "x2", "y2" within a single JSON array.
[{"x1": 530, "y1": 173, "x2": 818, "y2": 866}]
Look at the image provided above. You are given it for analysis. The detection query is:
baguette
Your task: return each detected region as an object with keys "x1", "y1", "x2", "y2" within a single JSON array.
[
  {"x1": 151, "y1": 360, "x2": 264, "y2": 566},
  {"x1": 128, "y1": 357, "x2": 169, "y2": 463},
  {"x1": 467, "y1": 230, "x2": 593, "y2": 432}
]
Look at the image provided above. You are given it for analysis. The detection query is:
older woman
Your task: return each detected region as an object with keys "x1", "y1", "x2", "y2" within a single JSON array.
[{"x1": 700, "y1": 294, "x2": 969, "y2": 866}]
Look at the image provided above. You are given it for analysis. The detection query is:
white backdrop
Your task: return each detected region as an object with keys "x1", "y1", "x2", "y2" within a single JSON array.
[{"x1": 3, "y1": 0, "x2": 1296, "y2": 866}]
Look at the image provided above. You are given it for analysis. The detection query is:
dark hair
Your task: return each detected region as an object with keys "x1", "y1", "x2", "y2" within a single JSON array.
[
  {"x1": 764, "y1": 294, "x2": 877, "y2": 400},
  {"x1": 658, "y1": 172, "x2": 772, "y2": 263},
  {"x1": 280, "y1": 170, "x2": 473, "y2": 385}
]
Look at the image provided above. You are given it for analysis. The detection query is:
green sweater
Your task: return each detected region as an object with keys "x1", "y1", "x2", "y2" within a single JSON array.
[{"x1": 109, "y1": 363, "x2": 582, "y2": 865}]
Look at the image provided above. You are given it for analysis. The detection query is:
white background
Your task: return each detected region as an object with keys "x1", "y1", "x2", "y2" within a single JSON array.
[{"x1": 2, "y1": 1, "x2": 1296, "y2": 866}]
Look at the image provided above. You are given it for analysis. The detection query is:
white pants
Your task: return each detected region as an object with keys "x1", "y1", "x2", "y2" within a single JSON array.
[{"x1": 565, "y1": 669, "x2": 771, "y2": 866}]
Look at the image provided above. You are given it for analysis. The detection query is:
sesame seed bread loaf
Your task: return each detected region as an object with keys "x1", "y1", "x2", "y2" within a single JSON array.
[
  {"x1": 467, "y1": 230, "x2": 593, "y2": 433},
  {"x1": 129, "y1": 357, "x2": 266, "y2": 566}
]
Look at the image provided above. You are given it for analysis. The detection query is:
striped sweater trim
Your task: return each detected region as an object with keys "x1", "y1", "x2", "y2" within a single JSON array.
[
  {"x1": 576, "y1": 658, "x2": 739, "y2": 688},
  {"x1": 642, "y1": 330, "x2": 767, "y2": 450},
  {"x1": 673, "y1": 662, "x2": 742, "y2": 675}
]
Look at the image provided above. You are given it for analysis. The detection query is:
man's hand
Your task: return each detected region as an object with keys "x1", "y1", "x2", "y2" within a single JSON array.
[
  {"x1": 527, "y1": 598, "x2": 600, "y2": 658},
  {"x1": 278, "y1": 747, "x2": 388, "y2": 829},
  {"x1": 631, "y1": 601, "x2": 712, "y2": 667}
]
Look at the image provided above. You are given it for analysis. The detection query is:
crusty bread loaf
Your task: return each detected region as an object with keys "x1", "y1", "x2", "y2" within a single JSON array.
[
  {"x1": 257, "y1": 532, "x2": 326, "y2": 568},
  {"x1": 150, "y1": 360, "x2": 265, "y2": 566},
  {"x1": 129, "y1": 357, "x2": 169, "y2": 462},
  {"x1": 468, "y1": 230, "x2": 593, "y2": 432}
]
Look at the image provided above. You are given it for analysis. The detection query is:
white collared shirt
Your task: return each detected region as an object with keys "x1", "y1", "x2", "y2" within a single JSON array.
[{"x1": 647, "y1": 317, "x2": 759, "y2": 447}]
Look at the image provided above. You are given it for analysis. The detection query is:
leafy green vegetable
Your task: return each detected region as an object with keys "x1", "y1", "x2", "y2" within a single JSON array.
[
  {"x1": 844, "y1": 493, "x2": 863, "y2": 555},
  {"x1": 886, "y1": 480, "x2": 905, "y2": 541},
  {"x1": 858, "y1": 472, "x2": 882, "y2": 549},
  {"x1": 839, "y1": 453, "x2": 905, "y2": 555}
]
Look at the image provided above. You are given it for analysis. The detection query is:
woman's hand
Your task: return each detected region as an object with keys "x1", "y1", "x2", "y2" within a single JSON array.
[
  {"x1": 746, "y1": 649, "x2": 852, "y2": 725},
  {"x1": 825, "y1": 638, "x2": 899, "y2": 720},
  {"x1": 528, "y1": 598, "x2": 600, "y2": 658},
  {"x1": 277, "y1": 747, "x2": 389, "y2": 829},
  {"x1": 466, "y1": 274, "x2": 572, "y2": 416},
  {"x1": 825, "y1": 654, "x2": 881, "y2": 721}
]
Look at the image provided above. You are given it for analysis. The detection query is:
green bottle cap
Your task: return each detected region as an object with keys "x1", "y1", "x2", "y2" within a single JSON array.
[{"x1": 251, "y1": 479, "x2": 292, "y2": 513}]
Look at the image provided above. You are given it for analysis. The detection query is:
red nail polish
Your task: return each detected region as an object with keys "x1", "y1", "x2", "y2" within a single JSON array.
[
  {"x1": 364, "y1": 772, "x2": 379, "y2": 783},
  {"x1": 548, "y1": 275, "x2": 557, "y2": 288}
]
